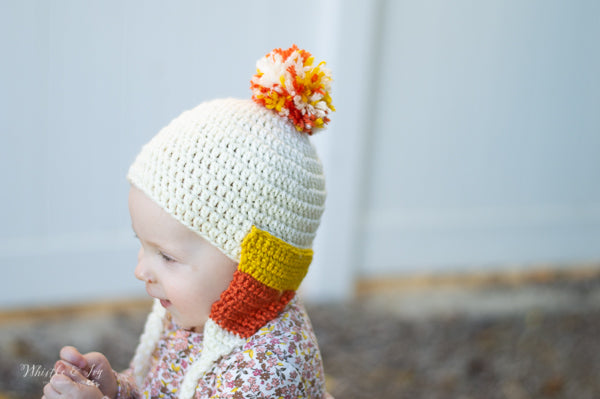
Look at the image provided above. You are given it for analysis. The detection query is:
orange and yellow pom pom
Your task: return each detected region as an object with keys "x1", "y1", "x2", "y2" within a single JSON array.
[{"x1": 250, "y1": 45, "x2": 335, "y2": 135}]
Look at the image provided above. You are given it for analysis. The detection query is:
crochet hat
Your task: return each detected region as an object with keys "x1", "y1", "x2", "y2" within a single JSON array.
[{"x1": 127, "y1": 45, "x2": 334, "y2": 399}]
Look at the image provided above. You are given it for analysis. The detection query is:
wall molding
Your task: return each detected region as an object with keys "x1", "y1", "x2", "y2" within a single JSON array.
[{"x1": 362, "y1": 204, "x2": 600, "y2": 274}]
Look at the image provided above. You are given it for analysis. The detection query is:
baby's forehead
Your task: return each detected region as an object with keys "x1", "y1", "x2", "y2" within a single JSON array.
[{"x1": 130, "y1": 188, "x2": 193, "y2": 239}]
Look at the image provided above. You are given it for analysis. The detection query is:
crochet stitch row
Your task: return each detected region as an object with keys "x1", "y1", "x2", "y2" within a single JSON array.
[
  {"x1": 210, "y1": 269, "x2": 295, "y2": 338},
  {"x1": 238, "y1": 225, "x2": 312, "y2": 291}
]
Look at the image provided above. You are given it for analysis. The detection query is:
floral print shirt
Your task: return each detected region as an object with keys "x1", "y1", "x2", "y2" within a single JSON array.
[{"x1": 116, "y1": 297, "x2": 326, "y2": 398}]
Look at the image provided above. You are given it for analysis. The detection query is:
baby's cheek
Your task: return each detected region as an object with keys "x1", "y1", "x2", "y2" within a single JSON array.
[
  {"x1": 195, "y1": 276, "x2": 225, "y2": 303},
  {"x1": 183, "y1": 288, "x2": 213, "y2": 316}
]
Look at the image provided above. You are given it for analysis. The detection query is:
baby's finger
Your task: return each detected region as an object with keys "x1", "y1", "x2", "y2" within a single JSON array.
[
  {"x1": 60, "y1": 346, "x2": 88, "y2": 370},
  {"x1": 42, "y1": 381, "x2": 60, "y2": 399},
  {"x1": 49, "y1": 373, "x2": 79, "y2": 396},
  {"x1": 55, "y1": 360, "x2": 93, "y2": 385},
  {"x1": 51, "y1": 373, "x2": 103, "y2": 398}
]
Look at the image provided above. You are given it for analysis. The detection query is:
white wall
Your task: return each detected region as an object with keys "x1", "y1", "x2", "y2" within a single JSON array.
[
  {"x1": 361, "y1": 1, "x2": 600, "y2": 274},
  {"x1": 1, "y1": 0, "x2": 599, "y2": 307}
]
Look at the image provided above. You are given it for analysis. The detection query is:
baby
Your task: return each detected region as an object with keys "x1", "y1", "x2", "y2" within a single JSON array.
[{"x1": 41, "y1": 45, "x2": 335, "y2": 399}]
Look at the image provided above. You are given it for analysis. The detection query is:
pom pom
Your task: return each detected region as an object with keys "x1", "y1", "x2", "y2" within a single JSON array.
[{"x1": 250, "y1": 45, "x2": 335, "y2": 135}]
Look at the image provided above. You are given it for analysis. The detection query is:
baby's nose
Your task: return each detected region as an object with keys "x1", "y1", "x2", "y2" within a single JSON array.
[
  {"x1": 134, "y1": 255, "x2": 155, "y2": 283},
  {"x1": 135, "y1": 264, "x2": 155, "y2": 283}
]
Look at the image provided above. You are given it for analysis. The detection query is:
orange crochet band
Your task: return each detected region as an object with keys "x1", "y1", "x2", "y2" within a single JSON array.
[
  {"x1": 210, "y1": 270, "x2": 295, "y2": 338},
  {"x1": 250, "y1": 44, "x2": 335, "y2": 134},
  {"x1": 238, "y1": 226, "x2": 312, "y2": 291}
]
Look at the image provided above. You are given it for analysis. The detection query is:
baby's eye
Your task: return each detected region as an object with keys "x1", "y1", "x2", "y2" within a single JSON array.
[{"x1": 159, "y1": 251, "x2": 175, "y2": 263}]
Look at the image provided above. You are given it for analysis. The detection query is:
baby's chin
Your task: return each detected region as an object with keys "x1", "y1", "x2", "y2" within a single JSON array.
[{"x1": 170, "y1": 310, "x2": 207, "y2": 332}]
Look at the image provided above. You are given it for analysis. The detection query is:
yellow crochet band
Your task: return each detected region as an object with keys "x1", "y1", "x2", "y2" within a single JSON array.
[{"x1": 238, "y1": 226, "x2": 312, "y2": 291}]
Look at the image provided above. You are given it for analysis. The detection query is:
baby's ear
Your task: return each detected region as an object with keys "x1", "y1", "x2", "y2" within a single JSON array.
[{"x1": 59, "y1": 346, "x2": 88, "y2": 370}]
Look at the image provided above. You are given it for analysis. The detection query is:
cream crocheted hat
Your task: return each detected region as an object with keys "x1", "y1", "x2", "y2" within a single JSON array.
[{"x1": 127, "y1": 45, "x2": 334, "y2": 399}]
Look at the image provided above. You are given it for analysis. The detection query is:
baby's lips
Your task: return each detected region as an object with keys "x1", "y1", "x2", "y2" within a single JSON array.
[{"x1": 160, "y1": 298, "x2": 172, "y2": 308}]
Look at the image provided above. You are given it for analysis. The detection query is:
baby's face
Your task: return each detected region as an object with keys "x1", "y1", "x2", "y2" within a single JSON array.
[{"x1": 128, "y1": 186, "x2": 238, "y2": 331}]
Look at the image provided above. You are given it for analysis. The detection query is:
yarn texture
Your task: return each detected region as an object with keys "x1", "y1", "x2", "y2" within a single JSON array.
[
  {"x1": 238, "y1": 225, "x2": 312, "y2": 291},
  {"x1": 251, "y1": 45, "x2": 335, "y2": 134},
  {"x1": 128, "y1": 98, "x2": 326, "y2": 262}
]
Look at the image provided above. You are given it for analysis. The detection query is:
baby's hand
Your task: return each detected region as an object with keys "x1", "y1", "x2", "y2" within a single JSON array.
[
  {"x1": 42, "y1": 373, "x2": 105, "y2": 399},
  {"x1": 54, "y1": 346, "x2": 117, "y2": 398}
]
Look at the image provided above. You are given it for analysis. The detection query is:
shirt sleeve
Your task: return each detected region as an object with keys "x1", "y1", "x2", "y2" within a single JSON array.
[{"x1": 114, "y1": 369, "x2": 142, "y2": 399}]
